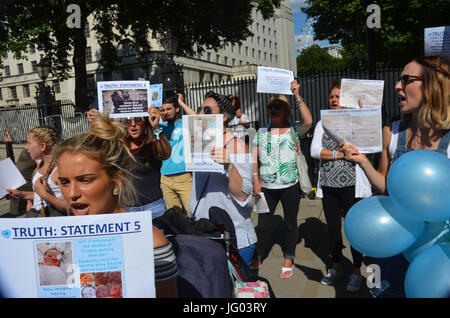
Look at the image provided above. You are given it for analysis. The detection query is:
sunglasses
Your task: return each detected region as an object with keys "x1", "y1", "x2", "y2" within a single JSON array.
[
  {"x1": 267, "y1": 103, "x2": 283, "y2": 110},
  {"x1": 398, "y1": 75, "x2": 422, "y2": 87},
  {"x1": 202, "y1": 106, "x2": 212, "y2": 114},
  {"x1": 124, "y1": 117, "x2": 144, "y2": 125}
]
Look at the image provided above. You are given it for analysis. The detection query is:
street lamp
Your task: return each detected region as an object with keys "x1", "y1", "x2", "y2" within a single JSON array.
[
  {"x1": 160, "y1": 30, "x2": 184, "y2": 97},
  {"x1": 35, "y1": 58, "x2": 54, "y2": 125},
  {"x1": 35, "y1": 59, "x2": 50, "y2": 82}
]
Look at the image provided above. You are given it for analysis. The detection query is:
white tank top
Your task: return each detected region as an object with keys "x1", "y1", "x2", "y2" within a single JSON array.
[{"x1": 32, "y1": 168, "x2": 63, "y2": 210}]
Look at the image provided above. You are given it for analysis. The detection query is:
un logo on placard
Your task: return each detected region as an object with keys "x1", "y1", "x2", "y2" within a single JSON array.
[{"x1": 1, "y1": 229, "x2": 11, "y2": 239}]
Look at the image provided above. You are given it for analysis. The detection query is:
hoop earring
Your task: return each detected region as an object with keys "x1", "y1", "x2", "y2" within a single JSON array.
[{"x1": 113, "y1": 188, "x2": 119, "y2": 196}]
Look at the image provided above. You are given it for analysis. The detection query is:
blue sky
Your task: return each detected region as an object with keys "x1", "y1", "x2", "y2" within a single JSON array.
[{"x1": 290, "y1": 0, "x2": 330, "y2": 55}]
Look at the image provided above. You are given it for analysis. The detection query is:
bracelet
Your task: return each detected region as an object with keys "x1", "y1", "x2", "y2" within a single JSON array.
[
  {"x1": 153, "y1": 127, "x2": 163, "y2": 140},
  {"x1": 225, "y1": 164, "x2": 233, "y2": 177},
  {"x1": 295, "y1": 97, "x2": 304, "y2": 106},
  {"x1": 333, "y1": 150, "x2": 337, "y2": 160}
]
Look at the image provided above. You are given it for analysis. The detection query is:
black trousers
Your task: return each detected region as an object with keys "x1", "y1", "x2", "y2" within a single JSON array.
[
  {"x1": 255, "y1": 183, "x2": 301, "y2": 261},
  {"x1": 321, "y1": 186, "x2": 363, "y2": 268}
]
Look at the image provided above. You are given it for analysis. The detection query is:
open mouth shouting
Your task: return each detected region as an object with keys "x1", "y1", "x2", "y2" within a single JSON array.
[{"x1": 71, "y1": 203, "x2": 89, "y2": 216}]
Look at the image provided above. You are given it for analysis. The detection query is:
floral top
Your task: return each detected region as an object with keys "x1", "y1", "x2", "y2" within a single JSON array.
[{"x1": 254, "y1": 128, "x2": 299, "y2": 186}]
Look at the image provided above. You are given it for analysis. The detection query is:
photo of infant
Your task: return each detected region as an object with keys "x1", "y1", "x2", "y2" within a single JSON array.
[
  {"x1": 36, "y1": 242, "x2": 74, "y2": 286},
  {"x1": 80, "y1": 271, "x2": 123, "y2": 298}
]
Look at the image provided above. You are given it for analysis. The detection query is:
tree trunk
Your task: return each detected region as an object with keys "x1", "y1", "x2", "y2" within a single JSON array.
[{"x1": 73, "y1": 20, "x2": 89, "y2": 113}]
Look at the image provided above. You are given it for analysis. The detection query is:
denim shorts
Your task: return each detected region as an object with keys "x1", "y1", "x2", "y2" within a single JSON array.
[{"x1": 125, "y1": 198, "x2": 166, "y2": 219}]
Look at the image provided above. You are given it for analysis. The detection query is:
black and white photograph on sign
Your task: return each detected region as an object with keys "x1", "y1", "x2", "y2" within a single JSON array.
[{"x1": 97, "y1": 81, "x2": 150, "y2": 118}]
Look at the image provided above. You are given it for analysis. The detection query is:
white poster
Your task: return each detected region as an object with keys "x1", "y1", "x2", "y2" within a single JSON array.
[
  {"x1": 425, "y1": 26, "x2": 450, "y2": 58},
  {"x1": 0, "y1": 212, "x2": 155, "y2": 298},
  {"x1": 256, "y1": 66, "x2": 294, "y2": 95},
  {"x1": 321, "y1": 108, "x2": 382, "y2": 153},
  {"x1": 97, "y1": 81, "x2": 151, "y2": 118},
  {"x1": 182, "y1": 114, "x2": 224, "y2": 173},
  {"x1": 149, "y1": 84, "x2": 163, "y2": 107},
  {"x1": 339, "y1": 79, "x2": 384, "y2": 109},
  {"x1": 0, "y1": 158, "x2": 27, "y2": 198}
]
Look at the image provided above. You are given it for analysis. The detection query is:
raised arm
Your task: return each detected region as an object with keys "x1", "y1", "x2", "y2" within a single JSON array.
[
  {"x1": 291, "y1": 80, "x2": 313, "y2": 136},
  {"x1": 148, "y1": 106, "x2": 171, "y2": 160},
  {"x1": 177, "y1": 93, "x2": 197, "y2": 115}
]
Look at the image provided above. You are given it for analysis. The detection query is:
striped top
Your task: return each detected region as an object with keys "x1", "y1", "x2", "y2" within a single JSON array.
[
  {"x1": 154, "y1": 241, "x2": 178, "y2": 283},
  {"x1": 189, "y1": 153, "x2": 257, "y2": 250}
]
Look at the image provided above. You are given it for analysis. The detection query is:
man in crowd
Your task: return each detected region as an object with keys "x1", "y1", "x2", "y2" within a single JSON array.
[{"x1": 159, "y1": 95, "x2": 192, "y2": 217}]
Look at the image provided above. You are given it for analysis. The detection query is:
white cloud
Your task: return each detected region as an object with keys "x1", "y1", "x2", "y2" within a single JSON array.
[{"x1": 290, "y1": 0, "x2": 308, "y2": 12}]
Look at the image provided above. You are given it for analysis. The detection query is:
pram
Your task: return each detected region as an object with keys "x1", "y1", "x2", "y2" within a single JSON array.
[{"x1": 156, "y1": 207, "x2": 275, "y2": 298}]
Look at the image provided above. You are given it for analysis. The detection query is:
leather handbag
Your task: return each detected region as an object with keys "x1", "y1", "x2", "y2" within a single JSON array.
[{"x1": 290, "y1": 126, "x2": 312, "y2": 195}]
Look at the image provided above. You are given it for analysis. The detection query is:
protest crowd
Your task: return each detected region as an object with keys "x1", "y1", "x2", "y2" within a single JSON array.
[{"x1": 2, "y1": 54, "x2": 450, "y2": 299}]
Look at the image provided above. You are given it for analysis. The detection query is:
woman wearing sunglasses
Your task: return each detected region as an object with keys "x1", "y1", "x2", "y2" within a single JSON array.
[
  {"x1": 310, "y1": 83, "x2": 372, "y2": 292},
  {"x1": 87, "y1": 106, "x2": 171, "y2": 219},
  {"x1": 251, "y1": 80, "x2": 313, "y2": 279},
  {"x1": 343, "y1": 56, "x2": 450, "y2": 297}
]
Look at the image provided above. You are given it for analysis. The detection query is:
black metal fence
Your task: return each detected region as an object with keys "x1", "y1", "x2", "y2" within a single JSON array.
[{"x1": 184, "y1": 67, "x2": 403, "y2": 128}]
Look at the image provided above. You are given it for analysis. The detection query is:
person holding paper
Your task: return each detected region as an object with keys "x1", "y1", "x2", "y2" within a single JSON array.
[
  {"x1": 251, "y1": 80, "x2": 313, "y2": 279},
  {"x1": 188, "y1": 91, "x2": 257, "y2": 267},
  {"x1": 6, "y1": 126, "x2": 67, "y2": 217},
  {"x1": 54, "y1": 114, "x2": 178, "y2": 298},
  {"x1": 87, "y1": 107, "x2": 171, "y2": 219},
  {"x1": 310, "y1": 84, "x2": 372, "y2": 292},
  {"x1": 343, "y1": 56, "x2": 450, "y2": 297}
]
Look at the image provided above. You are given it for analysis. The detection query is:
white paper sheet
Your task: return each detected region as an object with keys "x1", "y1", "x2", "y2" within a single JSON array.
[
  {"x1": 321, "y1": 108, "x2": 382, "y2": 153},
  {"x1": 0, "y1": 212, "x2": 155, "y2": 298},
  {"x1": 0, "y1": 158, "x2": 27, "y2": 198},
  {"x1": 182, "y1": 114, "x2": 224, "y2": 173},
  {"x1": 253, "y1": 193, "x2": 270, "y2": 213},
  {"x1": 339, "y1": 79, "x2": 384, "y2": 108},
  {"x1": 256, "y1": 66, "x2": 294, "y2": 95}
]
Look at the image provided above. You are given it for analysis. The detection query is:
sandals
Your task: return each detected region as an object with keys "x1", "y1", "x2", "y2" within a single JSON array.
[{"x1": 280, "y1": 266, "x2": 294, "y2": 279}]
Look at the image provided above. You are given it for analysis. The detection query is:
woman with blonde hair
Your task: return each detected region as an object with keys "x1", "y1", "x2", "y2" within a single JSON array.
[
  {"x1": 6, "y1": 126, "x2": 66, "y2": 217},
  {"x1": 54, "y1": 114, "x2": 178, "y2": 298},
  {"x1": 252, "y1": 80, "x2": 312, "y2": 278},
  {"x1": 343, "y1": 55, "x2": 450, "y2": 297}
]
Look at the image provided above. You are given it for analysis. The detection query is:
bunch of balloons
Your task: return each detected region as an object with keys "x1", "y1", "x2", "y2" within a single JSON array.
[{"x1": 344, "y1": 150, "x2": 450, "y2": 298}]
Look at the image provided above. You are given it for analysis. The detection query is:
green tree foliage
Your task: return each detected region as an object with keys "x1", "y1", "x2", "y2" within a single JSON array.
[
  {"x1": 0, "y1": 0, "x2": 281, "y2": 111},
  {"x1": 297, "y1": 44, "x2": 346, "y2": 75},
  {"x1": 302, "y1": 0, "x2": 450, "y2": 69}
]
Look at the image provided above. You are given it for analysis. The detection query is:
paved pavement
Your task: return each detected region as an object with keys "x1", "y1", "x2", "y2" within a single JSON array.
[{"x1": 0, "y1": 194, "x2": 374, "y2": 298}]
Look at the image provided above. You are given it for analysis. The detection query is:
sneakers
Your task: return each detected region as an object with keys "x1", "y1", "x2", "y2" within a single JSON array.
[
  {"x1": 320, "y1": 268, "x2": 343, "y2": 286},
  {"x1": 346, "y1": 274, "x2": 363, "y2": 292}
]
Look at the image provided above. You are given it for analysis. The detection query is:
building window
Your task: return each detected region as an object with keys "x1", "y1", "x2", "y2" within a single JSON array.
[
  {"x1": 0, "y1": 88, "x2": 3, "y2": 101},
  {"x1": 53, "y1": 80, "x2": 61, "y2": 94},
  {"x1": 29, "y1": 45, "x2": 36, "y2": 54},
  {"x1": 230, "y1": 45, "x2": 234, "y2": 53},
  {"x1": 274, "y1": 30, "x2": 277, "y2": 38},
  {"x1": 275, "y1": 55, "x2": 278, "y2": 63},
  {"x1": 10, "y1": 86, "x2": 17, "y2": 99},
  {"x1": 256, "y1": 23, "x2": 259, "y2": 32},
  {"x1": 263, "y1": 26, "x2": 265, "y2": 34},
  {"x1": 4, "y1": 66, "x2": 10, "y2": 77},
  {"x1": 239, "y1": 44, "x2": 242, "y2": 54},
  {"x1": 258, "y1": 50, "x2": 261, "y2": 59},
  {"x1": 84, "y1": 23, "x2": 90, "y2": 38},
  {"x1": 86, "y1": 47, "x2": 92, "y2": 62},
  {"x1": 270, "y1": 53, "x2": 273, "y2": 62},
  {"x1": 224, "y1": 57, "x2": 228, "y2": 65},
  {"x1": 2, "y1": 51, "x2": 7, "y2": 58},
  {"x1": 268, "y1": 28, "x2": 271, "y2": 36},
  {"x1": 257, "y1": 36, "x2": 260, "y2": 45},
  {"x1": 245, "y1": 47, "x2": 248, "y2": 56},
  {"x1": 252, "y1": 48, "x2": 255, "y2": 58},
  {"x1": 232, "y1": 58, "x2": 235, "y2": 66},
  {"x1": 207, "y1": 52, "x2": 211, "y2": 61},
  {"x1": 264, "y1": 52, "x2": 267, "y2": 61},
  {"x1": 240, "y1": 60, "x2": 243, "y2": 65},
  {"x1": 216, "y1": 54, "x2": 220, "y2": 63},
  {"x1": 275, "y1": 42, "x2": 277, "y2": 50},
  {"x1": 23, "y1": 84, "x2": 30, "y2": 98},
  {"x1": 264, "y1": 39, "x2": 266, "y2": 47},
  {"x1": 31, "y1": 61, "x2": 37, "y2": 72},
  {"x1": 17, "y1": 63, "x2": 24, "y2": 74},
  {"x1": 269, "y1": 41, "x2": 272, "y2": 49}
]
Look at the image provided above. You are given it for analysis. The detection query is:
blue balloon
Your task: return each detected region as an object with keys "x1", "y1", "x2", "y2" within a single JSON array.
[
  {"x1": 405, "y1": 242, "x2": 450, "y2": 298},
  {"x1": 344, "y1": 196, "x2": 425, "y2": 258},
  {"x1": 403, "y1": 221, "x2": 450, "y2": 262},
  {"x1": 387, "y1": 150, "x2": 450, "y2": 222}
]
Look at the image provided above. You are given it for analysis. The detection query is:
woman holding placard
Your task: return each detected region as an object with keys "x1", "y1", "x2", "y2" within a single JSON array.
[
  {"x1": 343, "y1": 56, "x2": 450, "y2": 297},
  {"x1": 310, "y1": 84, "x2": 372, "y2": 292},
  {"x1": 54, "y1": 114, "x2": 177, "y2": 298}
]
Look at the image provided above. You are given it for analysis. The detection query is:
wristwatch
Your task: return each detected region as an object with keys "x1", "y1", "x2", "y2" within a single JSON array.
[{"x1": 153, "y1": 127, "x2": 163, "y2": 140}]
